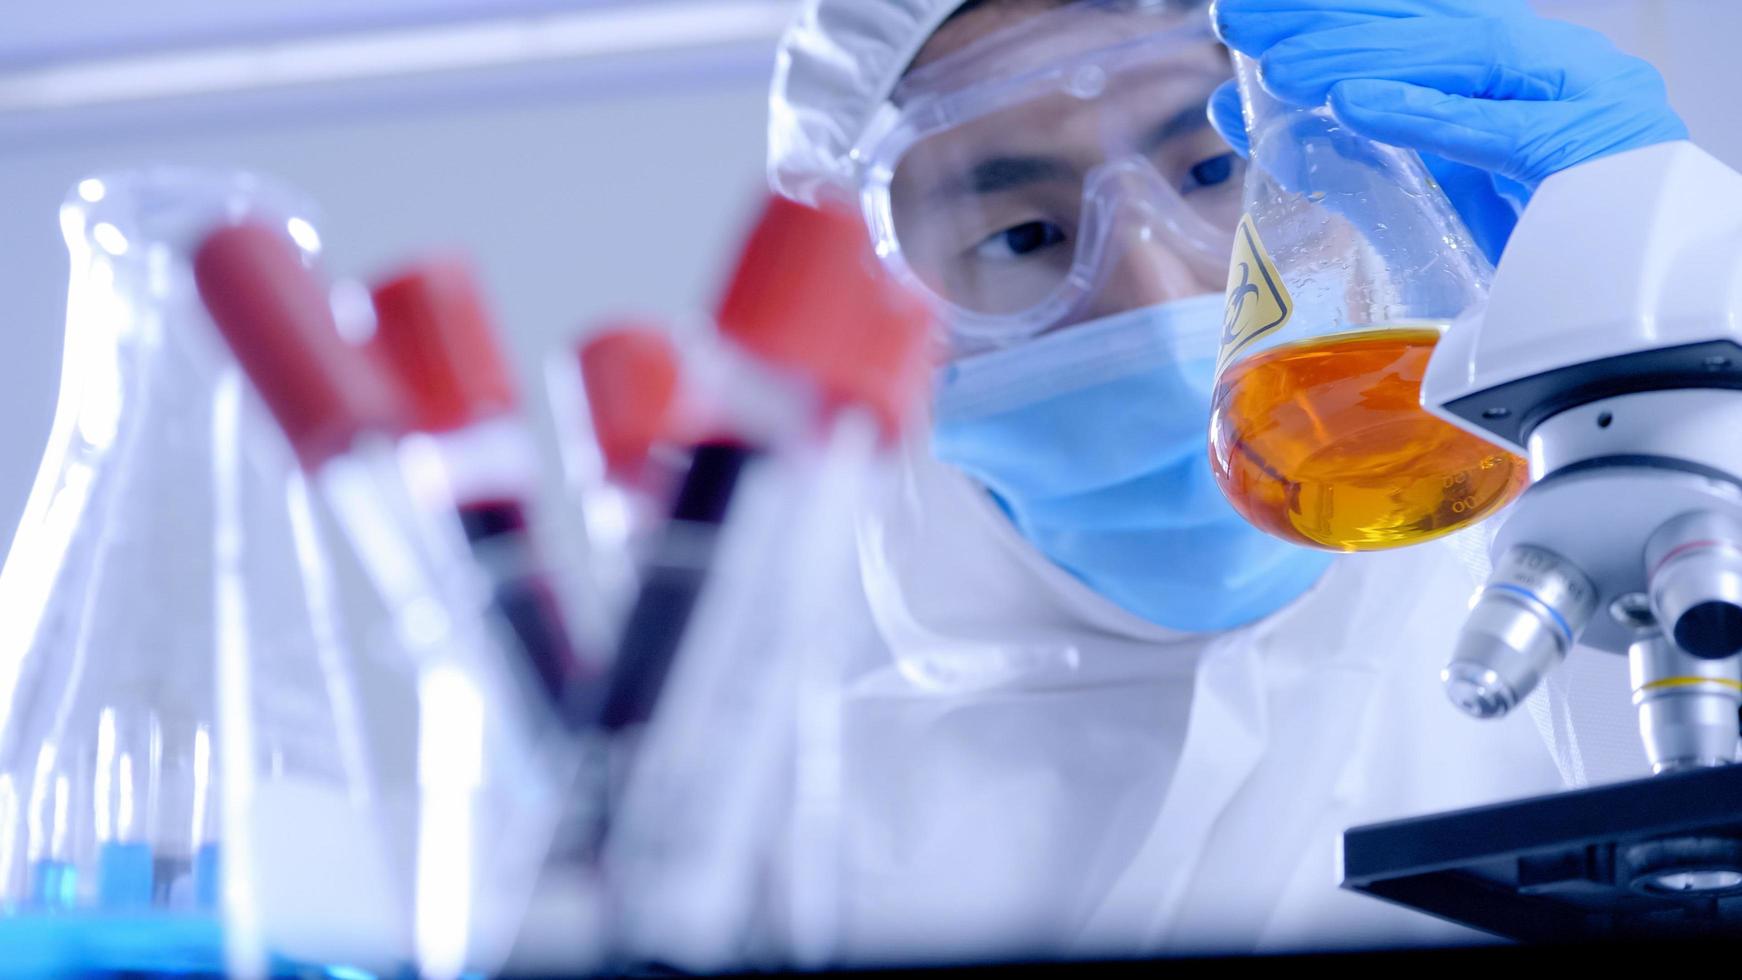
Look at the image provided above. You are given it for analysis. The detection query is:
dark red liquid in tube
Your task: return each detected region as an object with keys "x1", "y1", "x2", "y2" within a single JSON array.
[{"x1": 370, "y1": 259, "x2": 597, "y2": 727}]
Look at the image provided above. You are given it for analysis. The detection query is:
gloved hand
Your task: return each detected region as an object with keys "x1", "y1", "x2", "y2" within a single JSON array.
[{"x1": 1206, "y1": 0, "x2": 1688, "y2": 260}]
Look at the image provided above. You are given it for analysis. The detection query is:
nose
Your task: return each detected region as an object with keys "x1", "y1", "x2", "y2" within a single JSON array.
[
  {"x1": 1067, "y1": 158, "x2": 1228, "y2": 326},
  {"x1": 1076, "y1": 217, "x2": 1211, "y2": 323}
]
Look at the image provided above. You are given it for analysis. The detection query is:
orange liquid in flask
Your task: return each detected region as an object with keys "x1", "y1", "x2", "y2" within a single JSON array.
[{"x1": 1209, "y1": 327, "x2": 1526, "y2": 551}]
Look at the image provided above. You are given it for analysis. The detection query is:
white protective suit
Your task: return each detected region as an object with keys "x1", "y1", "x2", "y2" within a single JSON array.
[
  {"x1": 767, "y1": 0, "x2": 1650, "y2": 964},
  {"x1": 829, "y1": 438, "x2": 1576, "y2": 963}
]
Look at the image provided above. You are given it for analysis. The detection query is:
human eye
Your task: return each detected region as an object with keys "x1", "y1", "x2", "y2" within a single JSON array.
[
  {"x1": 970, "y1": 220, "x2": 1069, "y2": 263},
  {"x1": 1182, "y1": 151, "x2": 1240, "y2": 194}
]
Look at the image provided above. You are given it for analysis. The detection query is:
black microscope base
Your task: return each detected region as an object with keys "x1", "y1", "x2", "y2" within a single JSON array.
[{"x1": 1343, "y1": 762, "x2": 1742, "y2": 941}]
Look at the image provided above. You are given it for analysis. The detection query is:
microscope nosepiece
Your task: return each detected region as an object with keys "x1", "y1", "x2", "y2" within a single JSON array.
[{"x1": 1443, "y1": 545, "x2": 1598, "y2": 719}]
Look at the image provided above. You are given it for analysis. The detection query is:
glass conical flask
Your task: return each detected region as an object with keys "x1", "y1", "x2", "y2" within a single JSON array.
[
  {"x1": 1208, "y1": 54, "x2": 1526, "y2": 552},
  {"x1": 0, "y1": 170, "x2": 403, "y2": 974}
]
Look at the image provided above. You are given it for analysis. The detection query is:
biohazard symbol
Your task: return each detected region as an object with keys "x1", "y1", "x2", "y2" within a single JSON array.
[{"x1": 1218, "y1": 214, "x2": 1292, "y2": 373}]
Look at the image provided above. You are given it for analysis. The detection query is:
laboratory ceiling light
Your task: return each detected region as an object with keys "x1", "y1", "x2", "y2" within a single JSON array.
[{"x1": 0, "y1": 0, "x2": 796, "y2": 113}]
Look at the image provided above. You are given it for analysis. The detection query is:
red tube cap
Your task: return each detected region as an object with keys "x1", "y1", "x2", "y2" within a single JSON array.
[
  {"x1": 713, "y1": 196, "x2": 934, "y2": 437},
  {"x1": 577, "y1": 323, "x2": 682, "y2": 478},
  {"x1": 370, "y1": 256, "x2": 519, "y2": 434},
  {"x1": 195, "y1": 222, "x2": 406, "y2": 469}
]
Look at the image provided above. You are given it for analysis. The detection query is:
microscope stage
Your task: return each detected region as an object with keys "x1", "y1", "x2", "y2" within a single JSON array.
[{"x1": 1343, "y1": 763, "x2": 1742, "y2": 940}]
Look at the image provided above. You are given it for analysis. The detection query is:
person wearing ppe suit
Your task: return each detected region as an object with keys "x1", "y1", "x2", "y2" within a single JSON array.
[{"x1": 766, "y1": 0, "x2": 1688, "y2": 964}]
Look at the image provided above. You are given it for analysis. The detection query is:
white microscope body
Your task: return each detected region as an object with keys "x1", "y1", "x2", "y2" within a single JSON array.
[{"x1": 1422, "y1": 141, "x2": 1742, "y2": 774}]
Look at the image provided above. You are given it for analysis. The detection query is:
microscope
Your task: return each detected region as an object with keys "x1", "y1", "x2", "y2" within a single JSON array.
[{"x1": 1339, "y1": 141, "x2": 1742, "y2": 940}]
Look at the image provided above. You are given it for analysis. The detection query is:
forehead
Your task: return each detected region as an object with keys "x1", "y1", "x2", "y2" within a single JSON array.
[
  {"x1": 890, "y1": 9, "x2": 1229, "y2": 183},
  {"x1": 911, "y1": 2, "x2": 1065, "y2": 71},
  {"x1": 898, "y1": 52, "x2": 1226, "y2": 182},
  {"x1": 908, "y1": 2, "x2": 1198, "y2": 81}
]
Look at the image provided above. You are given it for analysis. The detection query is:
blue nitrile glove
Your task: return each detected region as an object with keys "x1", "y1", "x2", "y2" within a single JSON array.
[{"x1": 1207, "y1": 0, "x2": 1688, "y2": 262}]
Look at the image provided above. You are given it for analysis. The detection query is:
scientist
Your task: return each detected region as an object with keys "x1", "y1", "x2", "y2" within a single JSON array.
[{"x1": 767, "y1": 0, "x2": 1686, "y2": 963}]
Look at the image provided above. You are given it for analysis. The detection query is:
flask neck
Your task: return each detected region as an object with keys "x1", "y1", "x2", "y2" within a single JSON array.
[
  {"x1": 1233, "y1": 51, "x2": 1297, "y2": 145},
  {"x1": 54, "y1": 171, "x2": 319, "y2": 454}
]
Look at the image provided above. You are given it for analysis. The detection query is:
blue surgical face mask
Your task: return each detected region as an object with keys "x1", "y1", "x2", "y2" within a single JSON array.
[{"x1": 931, "y1": 293, "x2": 1333, "y2": 633}]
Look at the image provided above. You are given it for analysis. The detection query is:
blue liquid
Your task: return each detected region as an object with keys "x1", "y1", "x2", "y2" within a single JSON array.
[
  {"x1": 99, "y1": 841, "x2": 154, "y2": 909},
  {"x1": 30, "y1": 860, "x2": 76, "y2": 911},
  {"x1": 0, "y1": 912, "x2": 379, "y2": 977},
  {"x1": 0, "y1": 912, "x2": 226, "y2": 977},
  {"x1": 193, "y1": 843, "x2": 220, "y2": 910},
  {"x1": 29, "y1": 844, "x2": 207, "y2": 913},
  {"x1": 7, "y1": 846, "x2": 387, "y2": 977}
]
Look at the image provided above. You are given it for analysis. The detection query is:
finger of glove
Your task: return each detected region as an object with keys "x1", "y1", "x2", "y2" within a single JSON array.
[
  {"x1": 1333, "y1": 77, "x2": 1689, "y2": 186},
  {"x1": 1208, "y1": 79, "x2": 1250, "y2": 157},
  {"x1": 1260, "y1": 15, "x2": 1587, "y2": 109},
  {"x1": 1327, "y1": 78, "x2": 1544, "y2": 182},
  {"x1": 1212, "y1": 0, "x2": 1521, "y2": 56}
]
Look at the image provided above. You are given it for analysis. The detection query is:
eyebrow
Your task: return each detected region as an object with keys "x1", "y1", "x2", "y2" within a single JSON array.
[
  {"x1": 926, "y1": 93, "x2": 1219, "y2": 202},
  {"x1": 1140, "y1": 101, "x2": 1213, "y2": 153},
  {"x1": 933, "y1": 154, "x2": 1075, "y2": 201}
]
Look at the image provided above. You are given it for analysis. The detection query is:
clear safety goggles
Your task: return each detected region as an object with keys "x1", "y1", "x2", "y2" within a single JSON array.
[{"x1": 851, "y1": 1, "x2": 1238, "y2": 356}]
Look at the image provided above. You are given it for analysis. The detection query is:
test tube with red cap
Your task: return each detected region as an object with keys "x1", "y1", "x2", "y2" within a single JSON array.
[
  {"x1": 587, "y1": 195, "x2": 920, "y2": 725},
  {"x1": 715, "y1": 194, "x2": 931, "y2": 968},
  {"x1": 193, "y1": 222, "x2": 573, "y2": 979},
  {"x1": 576, "y1": 323, "x2": 685, "y2": 491},
  {"x1": 600, "y1": 195, "x2": 931, "y2": 971},
  {"x1": 192, "y1": 225, "x2": 474, "y2": 654},
  {"x1": 590, "y1": 197, "x2": 927, "y2": 735},
  {"x1": 545, "y1": 322, "x2": 689, "y2": 637},
  {"x1": 368, "y1": 257, "x2": 599, "y2": 729}
]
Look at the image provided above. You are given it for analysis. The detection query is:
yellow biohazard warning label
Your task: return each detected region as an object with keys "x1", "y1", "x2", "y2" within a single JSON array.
[{"x1": 1218, "y1": 214, "x2": 1292, "y2": 373}]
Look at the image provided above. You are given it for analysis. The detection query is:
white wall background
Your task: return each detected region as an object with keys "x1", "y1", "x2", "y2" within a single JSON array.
[
  {"x1": 0, "y1": 14, "x2": 784, "y2": 555},
  {"x1": 0, "y1": 0, "x2": 593, "y2": 64},
  {"x1": 0, "y1": 0, "x2": 1737, "y2": 555}
]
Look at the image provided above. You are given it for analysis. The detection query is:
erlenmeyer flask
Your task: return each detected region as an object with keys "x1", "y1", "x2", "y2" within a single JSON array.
[
  {"x1": 1209, "y1": 53, "x2": 1526, "y2": 552},
  {"x1": 0, "y1": 170, "x2": 402, "y2": 974}
]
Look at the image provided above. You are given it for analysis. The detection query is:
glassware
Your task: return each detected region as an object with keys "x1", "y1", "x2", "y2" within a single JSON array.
[
  {"x1": 1208, "y1": 54, "x2": 1526, "y2": 551},
  {"x1": 0, "y1": 170, "x2": 401, "y2": 974}
]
